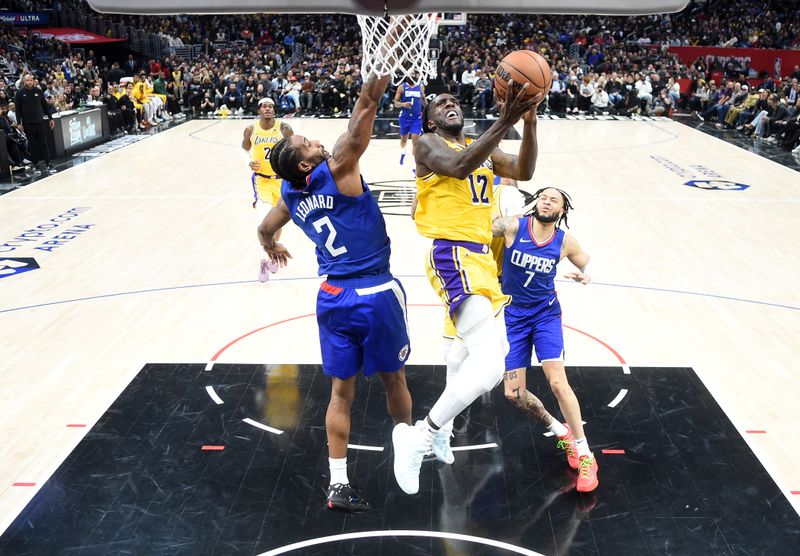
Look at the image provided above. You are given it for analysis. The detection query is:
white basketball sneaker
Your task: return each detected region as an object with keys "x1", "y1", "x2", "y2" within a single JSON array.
[
  {"x1": 392, "y1": 421, "x2": 430, "y2": 495},
  {"x1": 430, "y1": 420, "x2": 454, "y2": 464}
]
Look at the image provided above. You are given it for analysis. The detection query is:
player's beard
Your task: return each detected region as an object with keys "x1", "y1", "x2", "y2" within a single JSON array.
[
  {"x1": 438, "y1": 117, "x2": 463, "y2": 136},
  {"x1": 532, "y1": 207, "x2": 560, "y2": 224}
]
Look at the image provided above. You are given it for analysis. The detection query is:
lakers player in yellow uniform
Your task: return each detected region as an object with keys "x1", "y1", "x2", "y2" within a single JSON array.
[
  {"x1": 392, "y1": 83, "x2": 543, "y2": 495},
  {"x1": 437, "y1": 176, "x2": 527, "y2": 339},
  {"x1": 242, "y1": 97, "x2": 293, "y2": 281}
]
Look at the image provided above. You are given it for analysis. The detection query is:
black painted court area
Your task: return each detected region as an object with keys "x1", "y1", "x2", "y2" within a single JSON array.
[{"x1": 2, "y1": 364, "x2": 798, "y2": 555}]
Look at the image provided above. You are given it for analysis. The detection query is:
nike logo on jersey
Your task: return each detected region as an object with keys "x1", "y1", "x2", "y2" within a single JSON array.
[
  {"x1": 519, "y1": 238, "x2": 532, "y2": 243},
  {"x1": 548, "y1": 297, "x2": 556, "y2": 306}
]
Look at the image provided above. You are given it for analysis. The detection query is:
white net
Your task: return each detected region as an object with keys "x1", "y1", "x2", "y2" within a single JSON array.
[{"x1": 356, "y1": 13, "x2": 439, "y2": 85}]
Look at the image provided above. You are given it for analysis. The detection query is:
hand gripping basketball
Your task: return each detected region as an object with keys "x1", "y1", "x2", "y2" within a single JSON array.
[{"x1": 495, "y1": 80, "x2": 542, "y2": 126}]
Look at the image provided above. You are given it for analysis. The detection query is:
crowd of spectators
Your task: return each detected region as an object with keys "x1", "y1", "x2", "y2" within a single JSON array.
[{"x1": 3, "y1": 0, "x2": 800, "y2": 170}]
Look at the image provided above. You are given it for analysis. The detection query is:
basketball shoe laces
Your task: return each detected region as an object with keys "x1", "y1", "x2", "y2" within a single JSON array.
[
  {"x1": 578, "y1": 455, "x2": 595, "y2": 479},
  {"x1": 557, "y1": 437, "x2": 577, "y2": 461}
]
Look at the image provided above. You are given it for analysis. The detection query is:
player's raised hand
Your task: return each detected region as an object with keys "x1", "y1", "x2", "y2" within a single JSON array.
[
  {"x1": 496, "y1": 80, "x2": 541, "y2": 126},
  {"x1": 522, "y1": 93, "x2": 545, "y2": 123},
  {"x1": 564, "y1": 271, "x2": 591, "y2": 285},
  {"x1": 265, "y1": 243, "x2": 292, "y2": 267}
]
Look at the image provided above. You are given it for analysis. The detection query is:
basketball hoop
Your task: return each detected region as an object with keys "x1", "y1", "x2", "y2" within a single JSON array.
[{"x1": 356, "y1": 12, "x2": 439, "y2": 85}]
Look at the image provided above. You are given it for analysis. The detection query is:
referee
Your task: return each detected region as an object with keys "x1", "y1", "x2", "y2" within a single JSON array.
[{"x1": 14, "y1": 73, "x2": 56, "y2": 175}]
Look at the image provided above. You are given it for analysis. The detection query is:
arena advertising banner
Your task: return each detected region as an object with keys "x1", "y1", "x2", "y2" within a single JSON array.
[
  {"x1": 0, "y1": 12, "x2": 50, "y2": 26},
  {"x1": 58, "y1": 109, "x2": 105, "y2": 152},
  {"x1": 31, "y1": 27, "x2": 125, "y2": 44},
  {"x1": 668, "y1": 46, "x2": 800, "y2": 77}
]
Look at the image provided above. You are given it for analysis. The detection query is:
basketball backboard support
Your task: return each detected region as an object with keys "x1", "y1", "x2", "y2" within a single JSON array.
[
  {"x1": 438, "y1": 12, "x2": 467, "y2": 26},
  {"x1": 87, "y1": 0, "x2": 689, "y2": 16}
]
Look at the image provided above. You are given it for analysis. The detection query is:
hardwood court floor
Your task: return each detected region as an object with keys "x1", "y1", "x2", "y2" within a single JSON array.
[{"x1": 1, "y1": 117, "x2": 798, "y2": 550}]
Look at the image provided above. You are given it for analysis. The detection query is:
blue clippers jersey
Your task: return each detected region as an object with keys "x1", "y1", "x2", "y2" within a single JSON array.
[
  {"x1": 501, "y1": 217, "x2": 565, "y2": 306},
  {"x1": 400, "y1": 83, "x2": 423, "y2": 119},
  {"x1": 281, "y1": 161, "x2": 391, "y2": 278}
]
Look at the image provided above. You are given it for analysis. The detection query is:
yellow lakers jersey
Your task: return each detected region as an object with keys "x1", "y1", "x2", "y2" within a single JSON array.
[
  {"x1": 415, "y1": 138, "x2": 495, "y2": 244},
  {"x1": 249, "y1": 119, "x2": 282, "y2": 176}
]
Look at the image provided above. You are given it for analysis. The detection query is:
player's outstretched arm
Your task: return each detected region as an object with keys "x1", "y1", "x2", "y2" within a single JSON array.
[
  {"x1": 330, "y1": 17, "x2": 408, "y2": 173},
  {"x1": 257, "y1": 199, "x2": 293, "y2": 267},
  {"x1": 491, "y1": 101, "x2": 542, "y2": 181},
  {"x1": 562, "y1": 234, "x2": 591, "y2": 284},
  {"x1": 329, "y1": 73, "x2": 391, "y2": 179}
]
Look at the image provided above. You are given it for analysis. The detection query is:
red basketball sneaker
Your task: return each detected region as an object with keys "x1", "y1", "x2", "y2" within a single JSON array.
[
  {"x1": 556, "y1": 425, "x2": 580, "y2": 469},
  {"x1": 577, "y1": 455, "x2": 599, "y2": 493}
]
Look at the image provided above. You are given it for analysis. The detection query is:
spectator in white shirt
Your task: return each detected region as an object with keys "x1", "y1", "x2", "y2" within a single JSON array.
[
  {"x1": 590, "y1": 84, "x2": 610, "y2": 114},
  {"x1": 459, "y1": 66, "x2": 477, "y2": 104},
  {"x1": 635, "y1": 73, "x2": 653, "y2": 111},
  {"x1": 578, "y1": 76, "x2": 594, "y2": 112}
]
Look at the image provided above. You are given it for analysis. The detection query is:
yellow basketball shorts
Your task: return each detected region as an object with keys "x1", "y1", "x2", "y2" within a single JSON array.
[
  {"x1": 251, "y1": 173, "x2": 282, "y2": 207},
  {"x1": 426, "y1": 239, "x2": 510, "y2": 339}
]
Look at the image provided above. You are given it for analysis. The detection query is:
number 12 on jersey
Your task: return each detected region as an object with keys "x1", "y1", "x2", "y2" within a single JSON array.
[{"x1": 468, "y1": 174, "x2": 490, "y2": 205}]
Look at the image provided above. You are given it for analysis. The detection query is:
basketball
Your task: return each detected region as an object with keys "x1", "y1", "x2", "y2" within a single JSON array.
[{"x1": 494, "y1": 50, "x2": 553, "y2": 102}]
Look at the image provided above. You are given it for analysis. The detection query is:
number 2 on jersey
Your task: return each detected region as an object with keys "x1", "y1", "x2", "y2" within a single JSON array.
[
  {"x1": 312, "y1": 216, "x2": 348, "y2": 257},
  {"x1": 468, "y1": 174, "x2": 490, "y2": 205}
]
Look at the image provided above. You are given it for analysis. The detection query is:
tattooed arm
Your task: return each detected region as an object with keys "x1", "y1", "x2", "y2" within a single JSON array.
[{"x1": 491, "y1": 215, "x2": 520, "y2": 247}]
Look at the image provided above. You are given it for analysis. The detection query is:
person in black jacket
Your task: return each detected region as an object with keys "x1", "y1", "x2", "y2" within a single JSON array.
[
  {"x1": 103, "y1": 84, "x2": 124, "y2": 135},
  {"x1": 14, "y1": 73, "x2": 55, "y2": 174},
  {"x1": 106, "y1": 62, "x2": 126, "y2": 87}
]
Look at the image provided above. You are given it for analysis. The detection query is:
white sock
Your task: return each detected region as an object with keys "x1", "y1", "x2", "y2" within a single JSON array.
[
  {"x1": 549, "y1": 419, "x2": 569, "y2": 438},
  {"x1": 575, "y1": 438, "x2": 592, "y2": 458},
  {"x1": 329, "y1": 457, "x2": 348, "y2": 485}
]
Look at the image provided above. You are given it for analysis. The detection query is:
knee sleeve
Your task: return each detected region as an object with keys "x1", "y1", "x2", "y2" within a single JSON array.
[
  {"x1": 444, "y1": 338, "x2": 468, "y2": 383},
  {"x1": 441, "y1": 339, "x2": 453, "y2": 362},
  {"x1": 456, "y1": 296, "x2": 505, "y2": 393},
  {"x1": 428, "y1": 297, "x2": 507, "y2": 426}
]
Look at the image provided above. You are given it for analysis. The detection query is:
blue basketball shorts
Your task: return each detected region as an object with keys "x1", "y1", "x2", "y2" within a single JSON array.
[
  {"x1": 316, "y1": 275, "x2": 411, "y2": 379},
  {"x1": 504, "y1": 299, "x2": 564, "y2": 370},
  {"x1": 399, "y1": 116, "x2": 422, "y2": 136}
]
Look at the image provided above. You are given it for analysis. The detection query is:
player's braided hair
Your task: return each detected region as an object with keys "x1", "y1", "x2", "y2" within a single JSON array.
[
  {"x1": 526, "y1": 187, "x2": 574, "y2": 229},
  {"x1": 270, "y1": 137, "x2": 309, "y2": 188}
]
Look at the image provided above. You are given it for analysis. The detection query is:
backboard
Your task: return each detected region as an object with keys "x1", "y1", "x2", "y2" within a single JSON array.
[{"x1": 87, "y1": 0, "x2": 690, "y2": 16}]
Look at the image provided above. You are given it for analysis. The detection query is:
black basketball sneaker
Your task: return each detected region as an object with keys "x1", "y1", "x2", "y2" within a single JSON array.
[{"x1": 326, "y1": 483, "x2": 372, "y2": 512}]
